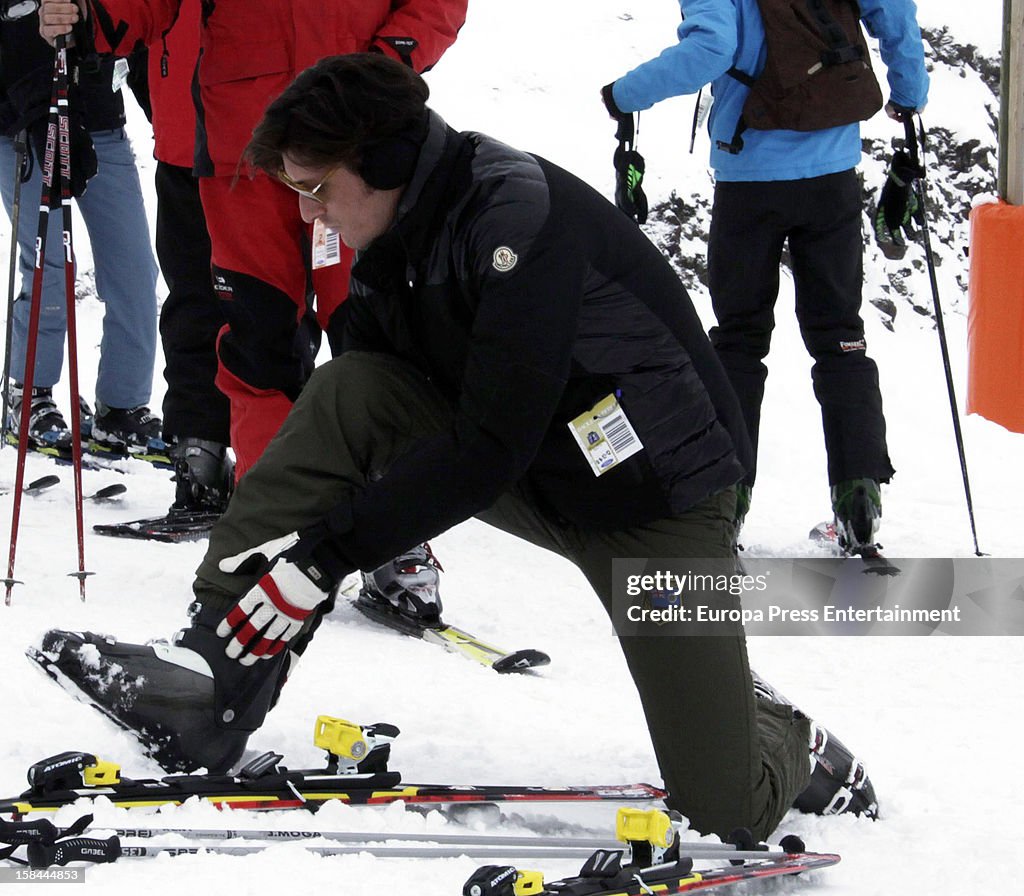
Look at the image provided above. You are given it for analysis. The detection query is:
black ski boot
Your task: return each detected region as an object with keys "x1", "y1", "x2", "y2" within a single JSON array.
[
  {"x1": 751, "y1": 671, "x2": 879, "y2": 819},
  {"x1": 5, "y1": 381, "x2": 72, "y2": 451},
  {"x1": 91, "y1": 402, "x2": 164, "y2": 452},
  {"x1": 27, "y1": 601, "x2": 285, "y2": 774},
  {"x1": 78, "y1": 396, "x2": 94, "y2": 441},
  {"x1": 355, "y1": 544, "x2": 444, "y2": 633},
  {"x1": 831, "y1": 478, "x2": 882, "y2": 555},
  {"x1": 171, "y1": 438, "x2": 234, "y2": 513}
]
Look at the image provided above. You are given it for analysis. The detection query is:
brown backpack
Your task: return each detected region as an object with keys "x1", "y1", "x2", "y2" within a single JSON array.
[{"x1": 718, "y1": 0, "x2": 883, "y2": 153}]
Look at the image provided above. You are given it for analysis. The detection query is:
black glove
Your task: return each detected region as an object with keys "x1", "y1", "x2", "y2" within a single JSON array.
[
  {"x1": 0, "y1": 1, "x2": 40, "y2": 22},
  {"x1": 885, "y1": 102, "x2": 917, "y2": 122},
  {"x1": 602, "y1": 82, "x2": 648, "y2": 225},
  {"x1": 601, "y1": 82, "x2": 633, "y2": 143},
  {"x1": 3, "y1": 62, "x2": 98, "y2": 205},
  {"x1": 873, "y1": 150, "x2": 924, "y2": 260}
]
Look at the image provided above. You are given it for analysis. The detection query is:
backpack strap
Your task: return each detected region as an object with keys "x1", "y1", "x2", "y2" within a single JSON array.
[
  {"x1": 808, "y1": 0, "x2": 865, "y2": 68},
  {"x1": 718, "y1": 66, "x2": 755, "y2": 154}
]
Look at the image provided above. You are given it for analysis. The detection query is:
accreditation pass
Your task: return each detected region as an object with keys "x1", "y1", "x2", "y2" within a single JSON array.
[
  {"x1": 568, "y1": 393, "x2": 643, "y2": 476},
  {"x1": 312, "y1": 218, "x2": 343, "y2": 269}
]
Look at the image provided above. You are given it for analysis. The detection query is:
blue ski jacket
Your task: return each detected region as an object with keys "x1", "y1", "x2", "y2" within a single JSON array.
[{"x1": 611, "y1": 0, "x2": 930, "y2": 182}]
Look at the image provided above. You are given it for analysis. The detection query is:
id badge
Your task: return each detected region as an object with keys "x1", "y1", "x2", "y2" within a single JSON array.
[
  {"x1": 312, "y1": 218, "x2": 342, "y2": 269},
  {"x1": 568, "y1": 393, "x2": 643, "y2": 477},
  {"x1": 112, "y1": 58, "x2": 131, "y2": 92}
]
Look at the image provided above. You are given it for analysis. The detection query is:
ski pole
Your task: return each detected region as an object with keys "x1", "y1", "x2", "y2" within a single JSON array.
[
  {"x1": 4, "y1": 46, "x2": 66, "y2": 605},
  {"x1": 102, "y1": 827, "x2": 803, "y2": 859},
  {"x1": 53, "y1": 35, "x2": 91, "y2": 597},
  {"x1": 1, "y1": 813, "x2": 806, "y2": 860},
  {"x1": 905, "y1": 115, "x2": 984, "y2": 557},
  {"x1": 13, "y1": 836, "x2": 816, "y2": 868},
  {"x1": 2, "y1": 130, "x2": 29, "y2": 452}
]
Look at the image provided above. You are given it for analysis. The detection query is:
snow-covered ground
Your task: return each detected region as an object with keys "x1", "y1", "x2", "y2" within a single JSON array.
[{"x1": 1, "y1": 1, "x2": 1021, "y2": 892}]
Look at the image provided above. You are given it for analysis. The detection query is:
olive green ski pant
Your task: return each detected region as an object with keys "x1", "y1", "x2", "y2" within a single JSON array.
[{"x1": 193, "y1": 352, "x2": 811, "y2": 841}]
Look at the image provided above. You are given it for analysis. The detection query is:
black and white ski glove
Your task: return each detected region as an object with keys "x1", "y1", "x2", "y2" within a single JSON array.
[
  {"x1": 873, "y1": 149, "x2": 924, "y2": 260},
  {"x1": 216, "y1": 533, "x2": 334, "y2": 665},
  {"x1": 602, "y1": 82, "x2": 648, "y2": 225}
]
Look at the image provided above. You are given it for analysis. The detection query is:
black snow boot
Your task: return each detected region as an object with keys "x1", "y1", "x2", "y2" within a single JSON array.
[
  {"x1": 28, "y1": 601, "x2": 285, "y2": 774},
  {"x1": 91, "y1": 402, "x2": 164, "y2": 451},
  {"x1": 171, "y1": 437, "x2": 234, "y2": 513},
  {"x1": 831, "y1": 478, "x2": 882, "y2": 554},
  {"x1": 6, "y1": 381, "x2": 72, "y2": 451},
  {"x1": 752, "y1": 671, "x2": 879, "y2": 819}
]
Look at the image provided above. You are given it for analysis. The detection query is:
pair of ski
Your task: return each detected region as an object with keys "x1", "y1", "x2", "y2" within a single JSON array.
[
  {"x1": 0, "y1": 716, "x2": 839, "y2": 896},
  {"x1": 0, "y1": 475, "x2": 126, "y2": 502},
  {"x1": 11, "y1": 435, "x2": 221, "y2": 543},
  {"x1": 4, "y1": 431, "x2": 174, "y2": 472}
]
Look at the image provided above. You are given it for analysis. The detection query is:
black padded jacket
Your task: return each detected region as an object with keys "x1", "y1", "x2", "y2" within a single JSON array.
[
  {"x1": 0, "y1": 12, "x2": 125, "y2": 138},
  {"x1": 323, "y1": 110, "x2": 751, "y2": 571}
]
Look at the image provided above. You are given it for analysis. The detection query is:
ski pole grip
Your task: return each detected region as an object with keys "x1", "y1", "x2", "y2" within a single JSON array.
[
  {"x1": 0, "y1": 816, "x2": 60, "y2": 845},
  {"x1": 26, "y1": 836, "x2": 121, "y2": 868}
]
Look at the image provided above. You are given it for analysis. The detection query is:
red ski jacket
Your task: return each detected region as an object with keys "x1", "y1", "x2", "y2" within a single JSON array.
[
  {"x1": 147, "y1": 0, "x2": 199, "y2": 168},
  {"x1": 87, "y1": 0, "x2": 468, "y2": 175}
]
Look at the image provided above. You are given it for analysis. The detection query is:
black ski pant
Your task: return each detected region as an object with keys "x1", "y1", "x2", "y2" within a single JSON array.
[
  {"x1": 707, "y1": 169, "x2": 895, "y2": 488},
  {"x1": 155, "y1": 161, "x2": 230, "y2": 445},
  {"x1": 193, "y1": 352, "x2": 811, "y2": 841}
]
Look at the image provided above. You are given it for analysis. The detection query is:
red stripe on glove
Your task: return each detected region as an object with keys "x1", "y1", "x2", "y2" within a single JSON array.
[{"x1": 261, "y1": 574, "x2": 314, "y2": 620}]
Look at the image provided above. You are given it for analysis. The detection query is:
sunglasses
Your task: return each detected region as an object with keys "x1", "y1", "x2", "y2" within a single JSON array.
[{"x1": 276, "y1": 164, "x2": 342, "y2": 203}]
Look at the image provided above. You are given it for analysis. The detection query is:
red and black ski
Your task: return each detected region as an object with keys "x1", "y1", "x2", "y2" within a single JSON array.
[{"x1": 0, "y1": 749, "x2": 665, "y2": 818}]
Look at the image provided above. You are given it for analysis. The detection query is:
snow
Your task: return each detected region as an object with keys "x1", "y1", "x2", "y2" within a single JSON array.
[
  {"x1": 1, "y1": 1, "x2": 1022, "y2": 893},
  {"x1": 917, "y1": 1, "x2": 1005, "y2": 55}
]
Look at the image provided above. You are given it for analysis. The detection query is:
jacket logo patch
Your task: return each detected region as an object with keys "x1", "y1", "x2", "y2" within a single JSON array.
[
  {"x1": 839, "y1": 339, "x2": 866, "y2": 353},
  {"x1": 492, "y1": 247, "x2": 518, "y2": 272}
]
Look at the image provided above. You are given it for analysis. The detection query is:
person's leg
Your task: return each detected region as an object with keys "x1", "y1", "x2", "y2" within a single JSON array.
[
  {"x1": 571, "y1": 492, "x2": 809, "y2": 842},
  {"x1": 77, "y1": 128, "x2": 159, "y2": 409},
  {"x1": 195, "y1": 351, "x2": 450, "y2": 605},
  {"x1": 35, "y1": 352, "x2": 451, "y2": 774},
  {"x1": 155, "y1": 161, "x2": 230, "y2": 445},
  {"x1": 707, "y1": 181, "x2": 788, "y2": 488},
  {"x1": 0, "y1": 134, "x2": 70, "y2": 389},
  {"x1": 200, "y1": 173, "x2": 353, "y2": 477},
  {"x1": 477, "y1": 488, "x2": 811, "y2": 841},
  {"x1": 788, "y1": 170, "x2": 894, "y2": 486}
]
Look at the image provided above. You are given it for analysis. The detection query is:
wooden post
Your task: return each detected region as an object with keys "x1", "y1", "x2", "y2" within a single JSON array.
[{"x1": 1000, "y1": 0, "x2": 1024, "y2": 204}]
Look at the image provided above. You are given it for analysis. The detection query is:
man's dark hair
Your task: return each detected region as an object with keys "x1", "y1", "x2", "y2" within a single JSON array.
[{"x1": 246, "y1": 53, "x2": 430, "y2": 176}]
